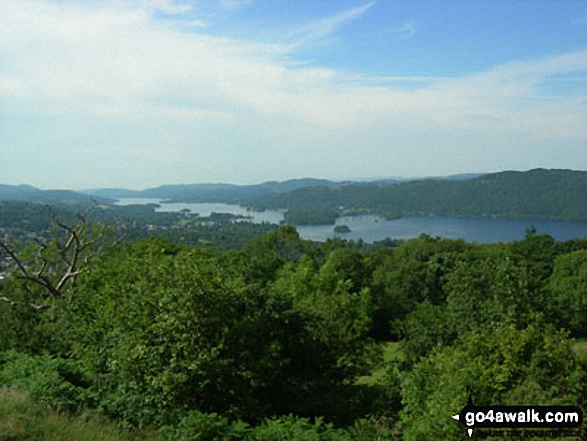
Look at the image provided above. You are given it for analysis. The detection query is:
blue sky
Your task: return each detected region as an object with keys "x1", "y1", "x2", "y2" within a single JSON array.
[{"x1": 0, "y1": 0, "x2": 586, "y2": 189}]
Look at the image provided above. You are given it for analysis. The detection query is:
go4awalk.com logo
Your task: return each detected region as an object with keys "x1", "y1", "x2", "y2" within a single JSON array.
[{"x1": 451, "y1": 388, "x2": 583, "y2": 438}]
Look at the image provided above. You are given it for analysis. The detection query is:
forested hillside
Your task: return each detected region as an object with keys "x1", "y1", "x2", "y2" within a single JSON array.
[
  {"x1": 246, "y1": 169, "x2": 587, "y2": 222},
  {"x1": 0, "y1": 207, "x2": 586, "y2": 440},
  {"x1": 6, "y1": 169, "x2": 586, "y2": 225},
  {"x1": 0, "y1": 184, "x2": 113, "y2": 206},
  {"x1": 86, "y1": 178, "x2": 335, "y2": 203}
]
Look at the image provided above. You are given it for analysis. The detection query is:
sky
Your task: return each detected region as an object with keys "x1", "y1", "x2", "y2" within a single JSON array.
[{"x1": 1, "y1": 0, "x2": 586, "y2": 190}]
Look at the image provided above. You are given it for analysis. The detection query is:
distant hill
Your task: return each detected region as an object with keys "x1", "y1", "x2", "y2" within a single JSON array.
[
  {"x1": 81, "y1": 188, "x2": 144, "y2": 199},
  {"x1": 85, "y1": 178, "x2": 335, "y2": 203},
  {"x1": 82, "y1": 175, "x2": 484, "y2": 203},
  {"x1": 0, "y1": 185, "x2": 114, "y2": 206},
  {"x1": 9, "y1": 169, "x2": 586, "y2": 222},
  {"x1": 446, "y1": 173, "x2": 485, "y2": 181},
  {"x1": 242, "y1": 169, "x2": 587, "y2": 222}
]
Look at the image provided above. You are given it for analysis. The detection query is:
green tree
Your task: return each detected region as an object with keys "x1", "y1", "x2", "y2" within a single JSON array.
[
  {"x1": 64, "y1": 241, "x2": 265, "y2": 423},
  {"x1": 443, "y1": 247, "x2": 533, "y2": 338},
  {"x1": 510, "y1": 229, "x2": 558, "y2": 298},
  {"x1": 370, "y1": 236, "x2": 468, "y2": 340},
  {"x1": 238, "y1": 226, "x2": 306, "y2": 287},
  {"x1": 400, "y1": 322, "x2": 584, "y2": 440},
  {"x1": 61, "y1": 237, "x2": 377, "y2": 425},
  {"x1": 267, "y1": 254, "x2": 378, "y2": 419},
  {"x1": 400, "y1": 301, "x2": 452, "y2": 366},
  {"x1": 545, "y1": 250, "x2": 587, "y2": 337}
]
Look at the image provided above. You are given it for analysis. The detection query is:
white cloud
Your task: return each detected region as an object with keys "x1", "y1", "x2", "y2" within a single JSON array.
[
  {"x1": 0, "y1": 77, "x2": 23, "y2": 94},
  {"x1": 285, "y1": 2, "x2": 375, "y2": 46},
  {"x1": 184, "y1": 18, "x2": 207, "y2": 28},
  {"x1": 0, "y1": 0, "x2": 586, "y2": 187},
  {"x1": 218, "y1": 0, "x2": 254, "y2": 11},
  {"x1": 1, "y1": 0, "x2": 585, "y2": 133},
  {"x1": 383, "y1": 20, "x2": 419, "y2": 39},
  {"x1": 130, "y1": 0, "x2": 193, "y2": 14},
  {"x1": 428, "y1": 51, "x2": 587, "y2": 137}
]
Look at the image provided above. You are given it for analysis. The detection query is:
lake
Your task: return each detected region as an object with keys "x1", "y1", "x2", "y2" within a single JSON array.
[
  {"x1": 115, "y1": 198, "x2": 285, "y2": 224},
  {"x1": 115, "y1": 199, "x2": 587, "y2": 244}
]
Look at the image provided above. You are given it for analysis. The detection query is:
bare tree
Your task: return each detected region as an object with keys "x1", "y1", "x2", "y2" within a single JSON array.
[{"x1": 0, "y1": 204, "x2": 122, "y2": 311}]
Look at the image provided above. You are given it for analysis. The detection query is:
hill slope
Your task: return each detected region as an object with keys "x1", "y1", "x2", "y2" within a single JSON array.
[
  {"x1": 0, "y1": 185, "x2": 113, "y2": 206},
  {"x1": 85, "y1": 178, "x2": 334, "y2": 203},
  {"x1": 243, "y1": 169, "x2": 587, "y2": 221}
]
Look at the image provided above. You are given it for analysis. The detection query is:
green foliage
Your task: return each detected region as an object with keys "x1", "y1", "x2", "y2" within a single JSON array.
[
  {"x1": 545, "y1": 250, "x2": 587, "y2": 337},
  {"x1": 2, "y1": 216, "x2": 587, "y2": 440},
  {"x1": 0, "y1": 388, "x2": 164, "y2": 441},
  {"x1": 63, "y1": 241, "x2": 268, "y2": 424},
  {"x1": 0, "y1": 201, "x2": 54, "y2": 233},
  {"x1": 400, "y1": 301, "x2": 452, "y2": 366},
  {"x1": 0, "y1": 351, "x2": 94, "y2": 413},
  {"x1": 369, "y1": 236, "x2": 469, "y2": 340},
  {"x1": 398, "y1": 243, "x2": 565, "y2": 368},
  {"x1": 159, "y1": 410, "x2": 249, "y2": 441},
  {"x1": 443, "y1": 248, "x2": 534, "y2": 337},
  {"x1": 261, "y1": 253, "x2": 378, "y2": 420},
  {"x1": 344, "y1": 418, "x2": 399, "y2": 440},
  {"x1": 162, "y1": 413, "x2": 398, "y2": 441},
  {"x1": 327, "y1": 248, "x2": 371, "y2": 292},
  {"x1": 400, "y1": 323, "x2": 584, "y2": 440},
  {"x1": 238, "y1": 226, "x2": 307, "y2": 285},
  {"x1": 0, "y1": 287, "x2": 44, "y2": 352},
  {"x1": 269, "y1": 255, "x2": 376, "y2": 378},
  {"x1": 510, "y1": 229, "x2": 558, "y2": 296},
  {"x1": 248, "y1": 415, "x2": 346, "y2": 441},
  {"x1": 59, "y1": 236, "x2": 377, "y2": 426}
]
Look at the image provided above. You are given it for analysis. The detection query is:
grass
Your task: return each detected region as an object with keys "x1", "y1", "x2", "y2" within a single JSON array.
[
  {"x1": 356, "y1": 342, "x2": 402, "y2": 386},
  {"x1": 572, "y1": 338, "x2": 587, "y2": 362},
  {"x1": 0, "y1": 388, "x2": 164, "y2": 441}
]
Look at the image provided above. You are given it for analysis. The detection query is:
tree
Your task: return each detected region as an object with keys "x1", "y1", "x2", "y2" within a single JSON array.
[
  {"x1": 0, "y1": 205, "x2": 120, "y2": 311},
  {"x1": 400, "y1": 322, "x2": 584, "y2": 440},
  {"x1": 545, "y1": 250, "x2": 587, "y2": 337},
  {"x1": 369, "y1": 236, "x2": 469, "y2": 340},
  {"x1": 400, "y1": 301, "x2": 452, "y2": 367},
  {"x1": 443, "y1": 247, "x2": 533, "y2": 338},
  {"x1": 61, "y1": 238, "x2": 377, "y2": 425},
  {"x1": 252, "y1": 253, "x2": 379, "y2": 421},
  {"x1": 510, "y1": 229, "x2": 558, "y2": 297}
]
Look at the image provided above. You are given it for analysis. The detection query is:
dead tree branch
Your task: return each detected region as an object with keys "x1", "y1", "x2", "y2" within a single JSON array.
[{"x1": 0, "y1": 204, "x2": 121, "y2": 311}]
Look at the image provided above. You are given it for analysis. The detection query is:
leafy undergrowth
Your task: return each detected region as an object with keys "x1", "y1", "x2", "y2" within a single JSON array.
[
  {"x1": 0, "y1": 388, "x2": 397, "y2": 441},
  {"x1": 0, "y1": 388, "x2": 163, "y2": 441}
]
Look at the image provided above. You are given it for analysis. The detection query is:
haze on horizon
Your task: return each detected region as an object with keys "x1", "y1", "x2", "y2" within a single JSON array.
[{"x1": 1, "y1": 0, "x2": 586, "y2": 190}]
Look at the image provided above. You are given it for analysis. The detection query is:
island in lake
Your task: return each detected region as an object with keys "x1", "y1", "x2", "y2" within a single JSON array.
[{"x1": 333, "y1": 224, "x2": 352, "y2": 233}]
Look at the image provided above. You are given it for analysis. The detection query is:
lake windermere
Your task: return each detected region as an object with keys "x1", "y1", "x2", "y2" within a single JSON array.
[{"x1": 115, "y1": 199, "x2": 587, "y2": 244}]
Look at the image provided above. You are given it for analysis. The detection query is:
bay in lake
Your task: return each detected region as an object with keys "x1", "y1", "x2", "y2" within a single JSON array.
[
  {"x1": 115, "y1": 199, "x2": 587, "y2": 244},
  {"x1": 115, "y1": 198, "x2": 284, "y2": 224}
]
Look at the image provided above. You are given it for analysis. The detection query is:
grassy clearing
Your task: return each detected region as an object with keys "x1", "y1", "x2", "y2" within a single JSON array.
[
  {"x1": 572, "y1": 338, "x2": 587, "y2": 362},
  {"x1": 0, "y1": 388, "x2": 163, "y2": 441},
  {"x1": 356, "y1": 342, "x2": 402, "y2": 386}
]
